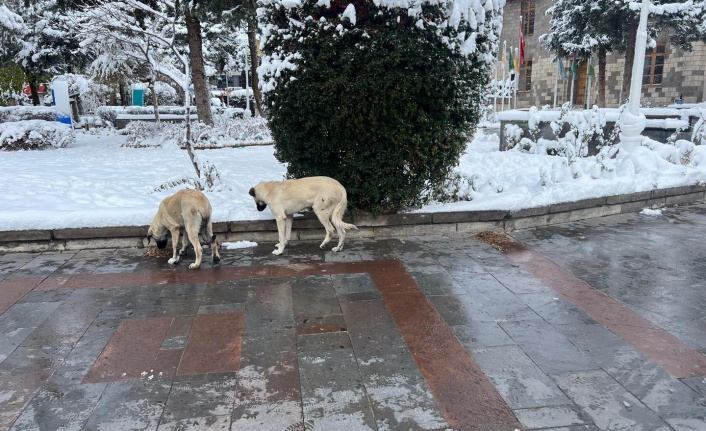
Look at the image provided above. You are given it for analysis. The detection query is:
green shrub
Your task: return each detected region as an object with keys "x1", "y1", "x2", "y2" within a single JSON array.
[{"x1": 259, "y1": 0, "x2": 500, "y2": 213}]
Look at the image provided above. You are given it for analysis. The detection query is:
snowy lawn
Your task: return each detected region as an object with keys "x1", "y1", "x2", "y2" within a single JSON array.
[{"x1": 1, "y1": 127, "x2": 706, "y2": 231}]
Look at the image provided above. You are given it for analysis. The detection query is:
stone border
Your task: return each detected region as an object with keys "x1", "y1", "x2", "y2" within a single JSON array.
[{"x1": 2, "y1": 185, "x2": 704, "y2": 253}]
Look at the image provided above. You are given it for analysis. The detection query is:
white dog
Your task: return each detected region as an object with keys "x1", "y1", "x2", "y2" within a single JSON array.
[
  {"x1": 249, "y1": 176, "x2": 358, "y2": 255},
  {"x1": 147, "y1": 189, "x2": 221, "y2": 269}
]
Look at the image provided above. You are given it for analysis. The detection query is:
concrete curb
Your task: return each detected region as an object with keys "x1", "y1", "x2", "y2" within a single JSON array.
[{"x1": 2, "y1": 185, "x2": 705, "y2": 253}]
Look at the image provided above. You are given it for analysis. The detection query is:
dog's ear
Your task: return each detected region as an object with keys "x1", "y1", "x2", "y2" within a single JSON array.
[
  {"x1": 146, "y1": 235, "x2": 152, "y2": 244},
  {"x1": 248, "y1": 187, "x2": 255, "y2": 197}
]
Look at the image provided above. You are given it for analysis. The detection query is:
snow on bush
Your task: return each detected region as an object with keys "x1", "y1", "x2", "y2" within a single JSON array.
[
  {"x1": 0, "y1": 106, "x2": 57, "y2": 122},
  {"x1": 122, "y1": 116, "x2": 272, "y2": 148},
  {"x1": 0, "y1": 120, "x2": 75, "y2": 151}
]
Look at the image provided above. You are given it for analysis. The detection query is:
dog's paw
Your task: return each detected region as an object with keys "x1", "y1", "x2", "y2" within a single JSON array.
[
  {"x1": 213, "y1": 256, "x2": 221, "y2": 264},
  {"x1": 272, "y1": 248, "x2": 284, "y2": 256},
  {"x1": 168, "y1": 257, "x2": 179, "y2": 265},
  {"x1": 331, "y1": 246, "x2": 343, "y2": 252},
  {"x1": 188, "y1": 263, "x2": 200, "y2": 270}
]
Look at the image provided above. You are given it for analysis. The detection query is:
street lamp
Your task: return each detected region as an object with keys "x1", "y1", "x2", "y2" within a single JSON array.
[{"x1": 618, "y1": 0, "x2": 650, "y2": 150}]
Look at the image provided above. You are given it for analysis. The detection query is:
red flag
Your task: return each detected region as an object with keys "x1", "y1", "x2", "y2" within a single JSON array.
[{"x1": 519, "y1": 18, "x2": 525, "y2": 65}]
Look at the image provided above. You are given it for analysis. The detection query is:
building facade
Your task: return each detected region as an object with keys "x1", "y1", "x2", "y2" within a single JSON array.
[{"x1": 499, "y1": 0, "x2": 706, "y2": 109}]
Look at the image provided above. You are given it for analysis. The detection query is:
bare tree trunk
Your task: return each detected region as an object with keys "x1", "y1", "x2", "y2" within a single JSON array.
[
  {"x1": 185, "y1": 7, "x2": 214, "y2": 126},
  {"x1": 27, "y1": 74, "x2": 40, "y2": 106},
  {"x1": 598, "y1": 47, "x2": 607, "y2": 107},
  {"x1": 118, "y1": 81, "x2": 127, "y2": 106},
  {"x1": 149, "y1": 79, "x2": 160, "y2": 124},
  {"x1": 247, "y1": 20, "x2": 263, "y2": 117},
  {"x1": 620, "y1": 17, "x2": 639, "y2": 105}
]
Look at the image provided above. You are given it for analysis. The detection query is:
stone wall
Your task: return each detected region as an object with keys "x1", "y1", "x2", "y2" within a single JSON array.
[{"x1": 499, "y1": 0, "x2": 706, "y2": 109}]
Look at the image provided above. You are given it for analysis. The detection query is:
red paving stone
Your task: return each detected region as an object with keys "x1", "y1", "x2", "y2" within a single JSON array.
[
  {"x1": 166, "y1": 315, "x2": 195, "y2": 338},
  {"x1": 176, "y1": 312, "x2": 245, "y2": 376},
  {"x1": 369, "y1": 261, "x2": 522, "y2": 431},
  {"x1": 0, "y1": 277, "x2": 46, "y2": 314},
  {"x1": 152, "y1": 348, "x2": 184, "y2": 378},
  {"x1": 84, "y1": 316, "x2": 172, "y2": 383},
  {"x1": 504, "y1": 238, "x2": 706, "y2": 378},
  {"x1": 295, "y1": 314, "x2": 347, "y2": 336}
]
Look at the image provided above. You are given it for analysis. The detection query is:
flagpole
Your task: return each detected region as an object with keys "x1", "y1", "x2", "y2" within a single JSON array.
[
  {"x1": 494, "y1": 51, "x2": 498, "y2": 117},
  {"x1": 501, "y1": 41, "x2": 506, "y2": 112},
  {"x1": 514, "y1": 47, "x2": 518, "y2": 109},
  {"x1": 586, "y1": 66, "x2": 591, "y2": 109}
]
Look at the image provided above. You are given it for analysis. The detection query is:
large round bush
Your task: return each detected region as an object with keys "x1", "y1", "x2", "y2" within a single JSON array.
[{"x1": 259, "y1": 0, "x2": 502, "y2": 213}]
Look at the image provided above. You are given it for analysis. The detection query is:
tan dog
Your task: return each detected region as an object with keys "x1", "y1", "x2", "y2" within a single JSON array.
[
  {"x1": 147, "y1": 189, "x2": 221, "y2": 269},
  {"x1": 249, "y1": 176, "x2": 358, "y2": 255}
]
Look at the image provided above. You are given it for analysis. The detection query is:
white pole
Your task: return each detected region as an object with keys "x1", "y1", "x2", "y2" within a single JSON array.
[
  {"x1": 514, "y1": 47, "x2": 518, "y2": 109},
  {"x1": 493, "y1": 61, "x2": 498, "y2": 117},
  {"x1": 618, "y1": 0, "x2": 650, "y2": 149},
  {"x1": 501, "y1": 41, "x2": 507, "y2": 112}
]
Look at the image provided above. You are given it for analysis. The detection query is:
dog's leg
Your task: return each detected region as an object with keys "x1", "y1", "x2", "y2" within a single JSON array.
[
  {"x1": 167, "y1": 227, "x2": 182, "y2": 264},
  {"x1": 206, "y1": 221, "x2": 220, "y2": 264},
  {"x1": 285, "y1": 215, "x2": 293, "y2": 245},
  {"x1": 272, "y1": 214, "x2": 287, "y2": 255},
  {"x1": 185, "y1": 223, "x2": 204, "y2": 269},
  {"x1": 178, "y1": 229, "x2": 189, "y2": 257},
  {"x1": 313, "y1": 206, "x2": 336, "y2": 250}
]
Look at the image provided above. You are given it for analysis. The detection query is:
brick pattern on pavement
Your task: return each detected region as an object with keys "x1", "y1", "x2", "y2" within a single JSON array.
[{"x1": 1, "y1": 204, "x2": 706, "y2": 431}]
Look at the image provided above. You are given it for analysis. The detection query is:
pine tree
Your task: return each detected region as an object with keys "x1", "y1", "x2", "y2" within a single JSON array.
[{"x1": 258, "y1": 0, "x2": 502, "y2": 213}]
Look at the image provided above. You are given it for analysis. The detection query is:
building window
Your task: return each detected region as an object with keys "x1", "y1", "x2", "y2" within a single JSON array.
[
  {"x1": 643, "y1": 43, "x2": 665, "y2": 86},
  {"x1": 521, "y1": 0, "x2": 535, "y2": 35},
  {"x1": 519, "y1": 59, "x2": 532, "y2": 91}
]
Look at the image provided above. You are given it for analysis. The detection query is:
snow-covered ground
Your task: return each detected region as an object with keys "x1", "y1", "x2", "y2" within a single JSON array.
[{"x1": 1, "y1": 126, "x2": 705, "y2": 231}]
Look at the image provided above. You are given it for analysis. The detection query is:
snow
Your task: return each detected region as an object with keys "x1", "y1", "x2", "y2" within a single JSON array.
[
  {"x1": 222, "y1": 241, "x2": 258, "y2": 249},
  {"x1": 1, "y1": 122, "x2": 705, "y2": 232},
  {"x1": 640, "y1": 208, "x2": 664, "y2": 216}
]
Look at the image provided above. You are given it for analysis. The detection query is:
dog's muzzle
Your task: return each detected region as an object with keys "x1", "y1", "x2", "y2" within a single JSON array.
[
  {"x1": 256, "y1": 202, "x2": 267, "y2": 212},
  {"x1": 156, "y1": 239, "x2": 168, "y2": 249}
]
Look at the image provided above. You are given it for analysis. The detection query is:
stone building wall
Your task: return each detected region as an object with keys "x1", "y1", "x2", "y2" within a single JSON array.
[{"x1": 499, "y1": 0, "x2": 706, "y2": 109}]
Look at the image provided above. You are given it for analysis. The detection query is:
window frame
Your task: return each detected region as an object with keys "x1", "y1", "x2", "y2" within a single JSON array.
[
  {"x1": 519, "y1": 59, "x2": 532, "y2": 92},
  {"x1": 642, "y1": 43, "x2": 665, "y2": 87},
  {"x1": 521, "y1": 0, "x2": 535, "y2": 36}
]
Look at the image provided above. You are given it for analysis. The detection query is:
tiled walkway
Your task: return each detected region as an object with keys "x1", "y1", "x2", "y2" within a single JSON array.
[{"x1": 1, "y1": 203, "x2": 706, "y2": 430}]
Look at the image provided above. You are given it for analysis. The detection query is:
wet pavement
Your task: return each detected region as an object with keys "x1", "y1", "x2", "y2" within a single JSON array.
[{"x1": 1, "y1": 203, "x2": 706, "y2": 430}]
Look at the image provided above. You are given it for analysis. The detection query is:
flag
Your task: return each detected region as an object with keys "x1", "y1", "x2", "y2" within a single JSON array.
[
  {"x1": 519, "y1": 19, "x2": 525, "y2": 65},
  {"x1": 588, "y1": 56, "x2": 595, "y2": 79},
  {"x1": 571, "y1": 59, "x2": 578, "y2": 81},
  {"x1": 558, "y1": 58, "x2": 568, "y2": 81},
  {"x1": 508, "y1": 49, "x2": 515, "y2": 73},
  {"x1": 514, "y1": 47, "x2": 519, "y2": 71}
]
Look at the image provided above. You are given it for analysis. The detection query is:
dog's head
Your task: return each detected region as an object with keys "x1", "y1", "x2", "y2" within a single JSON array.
[
  {"x1": 249, "y1": 185, "x2": 268, "y2": 212},
  {"x1": 146, "y1": 224, "x2": 171, "y2": 249}
]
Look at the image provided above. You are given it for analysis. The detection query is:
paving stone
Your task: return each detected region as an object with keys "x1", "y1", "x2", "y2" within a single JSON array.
[
  {"x1": 297, "y1": 331, "x2": 377, "y2": 431},
  {"x1": 517, "y1": 292, "x2": 598, "y2": 326},
  {"x1": 553, "y1": 369, "x2": 672, "y2": 431},
  {"x1": 3, "y1": 251, "x2": 76, "y2": 279},
  {"x1": 201, "y1": 280, "x2": 250, "y2": 306},
  {"x1": 451, "y1": 322, "x2": 516, "y2": 350},
  {"x1": 157, "y1": 415, "x2": 231, "y2": 431},
  {"x1": 0, "y1": 370, "x2": 52, "y2": 429},
  {"x1": 330, "y1": 273, "x2": 378, "y2": 299},
  {"x1": 513, "y1": 405, "x2": 593, "y2": 430},
  {"x1": 232, "y1": 330, "x2": 302, "y2": 430},
  {"x1": 52, "y1": 248, "x2": 115, "y2": 275},
  {"x1": 682, "y1": 376, "x2": 706, "y2": 397},
  {"x1": 429, "y1": 294, "x2": 496, "y2": 325},
  {"x1": 471, "y1": 345, "x2": 571, "y2": 409},
  {"x1": 10, "y1": 381, "x2": 106, "y2": 431},
  {"x1": 410, "y1": 269, "x2": 466, "y2": 296},
  {"x1": 161, "y1": 373, "x2": 237, "y2": 422},
  {"x1": 83, "y1": 379, "x2": 172, "y2": 431},
  {"x1": 499, "y1": 320, "x2": 597, "y2": 374},
  {"x1": 341, "y1": 299, "x2": 448, "y2": 431},
  {"x1": 243, "y1": 281, "x2": 294, "y2": 333},
  {"x1": 291, "y1": 276, "x2": 341, "y2": 327}
]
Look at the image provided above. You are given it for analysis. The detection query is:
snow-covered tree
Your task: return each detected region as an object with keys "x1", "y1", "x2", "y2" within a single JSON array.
[
  {"x1": 258, "y1": 0, "x2": 503, "y2": 213},
  {"x1": 77, "y1": 0, "x2": 214, "y2": 125}
]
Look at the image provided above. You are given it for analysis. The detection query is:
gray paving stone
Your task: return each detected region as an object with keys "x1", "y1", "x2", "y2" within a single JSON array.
[
  {"x1": 471, "y1": 345, "x2": 571, "y2": 409},
  {"x1": 513, "y1": 405, "x2": 593, "y2": 430},
  {"x1": 341, "y1": 299, "x2": 448, "y2": 431},
  {"x1": 10, "y1": 381, "x2": 106, "y2": 431},
  {"x1": 161, "y1": 373, "x2": 237, "y2": 422},
  {"x1": 244, "y1": 281, "x2": 294, "y2": 333},
  {"x1": 517, "y1": 293, "x2": 598, "y2": 326},
  {"x1": 552, "y1": 369, "x2": 672, "y2": 431},
  {"x1": 499, "y1": 320, "x2": 598, "y2": 374},
  {"x1": 429, "y1": 294, "x2": 496, "y2": 324},
  {"x1": 297, "y1": 332, "x2": 376, "y2": 431},
  {"x1": 451, "y1": 322, "x2": 516, "y2": 349},
  {"x1": 48, "y1": 324, "x2": 114, "y2": 386},
  {"x1": 201, "y1": 280, "x2": 250, "y2": 306},
  {"x1": 0, "y1": 253, "x2": 40, "y2": 279},
  {"x1": 682, "y1": 376, "x2": 706, "y2": 397},
  {"x1": 4, "y1": 251, "x2": 76, "y2": 279},
  {"x1": 291, "y1": 276, "x2": 341, "y2": 326},
  {"x1": 330, "y1": 273, "x2": 378, "y2": 297},
  {"x1": 83, "y1": 379, "x2": 171, "y2": 431},
  {"x1": 409, "y1": 269, "x2": 466, "y2": 296}
]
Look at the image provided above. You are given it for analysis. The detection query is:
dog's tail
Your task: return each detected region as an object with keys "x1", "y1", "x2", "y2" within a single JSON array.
[{"x1": 332, "y1": 191, "x2": 358, "y2": 231}]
